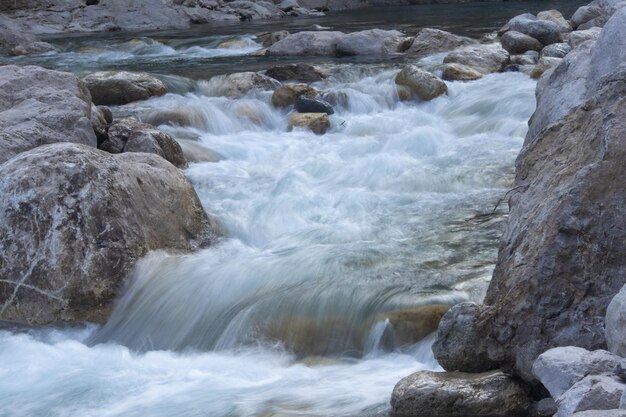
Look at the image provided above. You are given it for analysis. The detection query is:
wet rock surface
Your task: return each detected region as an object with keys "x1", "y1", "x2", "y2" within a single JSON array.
[{"x1": 83, "y1": 71, "x2": 168, "y2": 105}]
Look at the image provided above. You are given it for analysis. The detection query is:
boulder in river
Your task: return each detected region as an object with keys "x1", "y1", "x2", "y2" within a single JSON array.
[
  {"x1": 0, "y1": 65, "x2": 96, "y2": 164},
  {"x1": 101, "y1": 118, "x2": 187, "y2": 168},
  {"x1": 530, "y1": 56, "x2": 563, "y2": 79},
  {"x1": 265, "y1": 63, "x2": 326, "y2": 82},
  {"x1": 405, "y1": 28, "x2": 467, "y2": 58},
  {"x1": 0, "y1": 15, "x2": 56, "y2": 56},
  {"x1": 371, "y1": 304, "x2": 451, "y2": 348},
  {"x1": 272, "y1": 83, "x2": 318, "y2": 107},
  {"x1": 267, "y1": 31, "x2": 344, "y2": 56},
  {"x1": 506, "y1": 14, "x2": 563, "y2": 46},
  {"x1": 443, "y1": 44, "x2": 510, "y2": 75},
  {"x1": 295, "y1": 95, "x2": 334, "y2": 114},
  {"x1": 259, "y1": 30, "x2": 290, "y2": 47},
  {"x1": 567, "y1": 27, "x2": 602, "y2": 48},
  {"x1": 0, "y1": 143, "x2": 218, "y2": 325},
  {"x1": 288, "y1": 113, "x2": 330, "y2": 135},
  {"x1": 541, "y1": 42, "x2": 571, "y2": 58},
  {"x1": 394, "y1": 65, "x2": 447, "y2": 101},
  {"x1": 606, "y1": 284, "x2": 626, "y2": 357},
  {"x1": 441, "y1": 63, "x2": 483, "y2": 81},
  {"x1": 83, "y1": 71, "x2": 168, "y2": 105},
  {"x1": 537, "y1": 10, "x2": 572, "y2": 33},
  {"x1": 141, "y1": 107, "x2": 208, "y2": 130},
  {"x1": 335, "y1": 29, "x2": 404, "y2": 56},
  {"x1": 200, "y1": 71, "x2": 279, "y2": 97},
  {"x1": 571, "y1": 5, "x2": 604, "y2": 29},
  {"x1": 500, "y1": 30, "x2": 543, "y2": 54},
  {"x1": 390, "y1": 370, "x2": 531, "y2": 417}
]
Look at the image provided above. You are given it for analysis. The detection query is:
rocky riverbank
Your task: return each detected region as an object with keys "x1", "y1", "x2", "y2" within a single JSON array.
[{"x1": 391, "y1": 0, "x2": 626, "y2": 416}]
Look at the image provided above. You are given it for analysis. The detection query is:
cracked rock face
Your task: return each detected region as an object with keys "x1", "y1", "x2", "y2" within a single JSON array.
[{"x1": 0, "y1": 143, "x2": 219, "y2": 325}]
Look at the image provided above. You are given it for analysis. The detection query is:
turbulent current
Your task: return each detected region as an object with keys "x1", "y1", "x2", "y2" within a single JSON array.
[{"x1": 0, "y1": 6, "x2": 545, "y2": 416}]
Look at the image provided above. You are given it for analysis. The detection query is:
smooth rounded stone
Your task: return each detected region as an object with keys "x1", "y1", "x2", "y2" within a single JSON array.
[
  {"x1": 82, "y1": 71, "x2": 167, "y2": 105},
  {"x1": 405, "y1": 28, "x2": 467, "y2": 58},
  {"x1": 556, "y1": 375, "x2": 625, "y2": 417},
  {"x1": 541, "y1": 42, "x2": 572, "y2": 58},
  {"x1": 265, "y1": 63, "x2": 326, "y2": 82},
  {"x1": 175, "y1": 138, "x2": 222, "y2": 163},
  {"x1": 432, "y1": 302, "x2": 501, "y2": 373},
  {"x1": 272, "y1": 83, "x2": 318, "y2": 107},
  {"x1": 530, "y1": 56, "x2": 563, "y2": 79},
  {"x1": 532, "y1": 346, "x2": 622, "y2": 398},
  {"x1": 572, "y1": 411, "x2": 626, "y2": 417},
  {"x1": 501, "y1": 30, "x2": 544, "y2": 54},
  {"x1": 200, "y1": 71, "x2": 279, "y2": 97},
  {"x1": 394, "y1": 65, "x2": 447, "y2": 101},
  {"x1": 141, "y1": 108, "x2": 207, "y2": 129},
  {"x1": 267, "y1": 31, "x2": 344, "y2": 56},
  {"x1": 0, "y1": 143, "x2": 218, "y2": 325},
  {"x1": 536, "y1": 398, "x2": 558, "y2": 416},
  {"x1": 336, "y1": 29, "x2": 403, "y2": 56},
  {"x1": 369, "y1": 305, "x2": 451, "y2": 348},
  {"x1": 537, "y1": 10, "x2": 573, "y2": 33},
  {"x1": 606, "y1": 285, "x2": 626, "y2": 356},
  {"x1": 441, "y1": 63, "x2": 483, "y2": 81},
  {"x1": 568, "y1": 28, "x2": 602, "y2": 48},
  {"x1": 102, "y1": 118, "x2": 186, "y2": 167},
  {"x1": 0, "y1": 65, "x2": 96, "y2": 164},
  {"x1": 507, "y1": 15, "x2": 563, "y2": 46},
  {"x1": 295, "y1": 95, "x2": 334, "y2": 115},
  {"x1": 288, "y1": 113, "x2": 330, "y2": 135},
  {"x1": 390, "y1": 370, "x2": 531, "y2": 417},
  {"x1": 511, "y1": 54, "x2": 539, "y2": 65},
  {"x1": 259, "y1": 30, "x2": 289, "y2": 47},
  {"x1": 443, "y1": 44, "x2": 510, "y2": 75},
  {"x1": 571, "y1": 5, "x2": 604, "y2": 29}
]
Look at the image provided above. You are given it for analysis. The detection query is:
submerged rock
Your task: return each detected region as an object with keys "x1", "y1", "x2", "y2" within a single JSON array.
[
  {"x1": 295, "y1": 95, "x2": 334, "y2": 115},
  {"x1": 371, "y1": 304, "x2": 450, "y2": 348},
  {"x1": 0, "y1": 65, "x2": 96, "y2": 164},
  {"x1": 265, "y1": 63, "x2": 326, "y2": 82},
  {"x1": 606, "y1": 284, "x2": 626, "y2": 357},
  {"x1": 0, "y1": 143, "x2": 218, "y2": 325},
  {"x1": 394, "y1": 65, "x2": 447, "y2": 101},
  {"x1": 391, "y1": 370, "x2": 531, "y2": 417},
  {"x1": 272, "y1": 83, "x2": 318, "y2": 107},
  {"x1": 141, "y1": 107, "x2": 208, "y2": 129},
  {"x1": 176, "y1": 139, "x2": 223, "y2": 163},
  {"x1": 288, "y1": 113, "x2": 330, "y2": 135},
  {"x1": 405, "y1": 28, "x2": 466, "y2": 58},
  {"x1": 83, "y1": 71, "x2": 168, "y2": 105}
]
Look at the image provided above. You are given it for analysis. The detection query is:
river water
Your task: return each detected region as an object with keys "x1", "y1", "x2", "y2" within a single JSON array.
[{"x1": 0, "y1": 1, "x2": 584, "y2": 416}]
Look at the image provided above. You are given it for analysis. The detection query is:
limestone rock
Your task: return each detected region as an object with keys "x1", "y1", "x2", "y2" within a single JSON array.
[
  {"x1": 336, "y1": 29, "x2": 403, "y2": 56},
  {"x1": 83, "y1": 71, "x2": 168, "y2": 105},
  {"x1": 532, "y1": 346, "x2": 622, "y2": 398},
  {"x1": 265, "y1": 64, "x2": 326, "y2": 82},
  {"x1": 267, "y1": 31, "x2": 344, "y2": 56},
  {"x1": 406, "y1": 28, "x2": 466, "y2": 58},
  {"x1": 500, "y1": 30, "x2": 543, "y2": 54},
  {"x1": 394, "y1": 65, "x2": 447, "y2": 101},
  {"x1": 0, "y1": 65, "x2": 96, "y2": 164},
  {"x1": 391, "y1": 370, "x2": 531, "y2": 417},
  {"x1": 288, "y1": 113, "x2": 330, "y2": 135},
  {"x1": 272, "y1": 83, "x2": 318, "y2": 107},
  {"x1": 443, "y1": 44, "x2": 510, "y2": 75},
  {"x1": 101, "y1": 118, "x2": 186, "y2": 167},
  {"x1": 606, "y1": 285, "x2": 626, "y2": 356},
  {"x1": 0, "y1": 143, "x2": 218, "y2": 325},
  {"x1": 441, "y1": 63, "x2": 483, "y2": 81},
  {"x1": 556, "y1": 375, "x2": 625, "y2": 417}
]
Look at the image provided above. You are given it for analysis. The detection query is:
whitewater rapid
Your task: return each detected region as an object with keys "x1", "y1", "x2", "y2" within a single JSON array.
[{"x1": 0, "y1": 37, "x2": 536, "y2": 416}]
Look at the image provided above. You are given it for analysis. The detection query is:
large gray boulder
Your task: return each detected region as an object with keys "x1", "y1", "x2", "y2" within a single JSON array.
[
  {"x1": 500, "y1": 30, "x2": 543, "y2": 54},
  {"x1": 405, "y1": 28, "x2": 466, "y2": 57},
  {"x1": 394, "y1": 65, "x2": 447, "y2": 101},
  {"x1": 0, "y1": 143, "x2": 218, "y2": 325},
  {"x1": 199, "y1": 71, "x2": 279, "y2": 97},
  {"x1": 432, "y1": 7, "x2": 626, "y2": 383},
  {"x1": 335, "y1": 29, "x2": 403, "y2": 56},
  {"x1": 606, "y1": 285, "x2": 626, "y2": 356},
  {"x1": 0, "y1": 65, "x2": 96, "y2": 164},
  {"x1": 532, "y1": 347, "x2": 622, "y2": 398},
  {"x1": 83, "y1": 71, "x2": 168, "y2": 105},
  {"x1": 537, "y1": 10, "x2": 572, "y2": 33},
  {"x1": 264, "y1": 64, "x2": 326, "y2": 82},
  {"x1": 390, "y1": 370, "x2": 531, "y2": 417},
  {"x1": 267, "y1": 31, "x2": 344, "y2": 55},
  {"x1": 506, "y1": 14, "x2": 563, "y2": 46},
  {"x1": 443, "y1": 44, "x2": 509, "y2": 75},
  {"x1": 556, "y1": 375, "x2": 625, "y2": 417}
]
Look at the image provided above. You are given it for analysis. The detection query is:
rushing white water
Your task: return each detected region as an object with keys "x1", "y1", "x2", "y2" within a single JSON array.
[{"x1": 0, "y1": 55, "x2": 536, "y2": 416}]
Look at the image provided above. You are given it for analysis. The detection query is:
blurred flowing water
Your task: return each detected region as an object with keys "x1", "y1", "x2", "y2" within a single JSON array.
[{"x1": 0, "y1": 1, "x2": 574, "y2": 415}]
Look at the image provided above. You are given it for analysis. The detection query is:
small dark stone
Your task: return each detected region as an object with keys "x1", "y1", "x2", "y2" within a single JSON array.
[
  {"x1": 295, "y1": 96, "x2": 334, "y2": 115},
  {"x1": 614, "y1": 359, "x2": 626, "y2": 382},
  {"x1": 535, "y1": 398, "x2": 557, "y2": 416}
]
